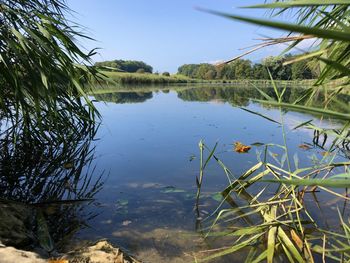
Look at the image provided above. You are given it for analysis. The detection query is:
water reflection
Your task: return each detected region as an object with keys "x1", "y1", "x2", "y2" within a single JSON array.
[
  {"x1": 177, "y1": 86, "x2": 350, "y2": 113},
  {"x1": 94, "y1": 91, "x2": 153, "y2": 104},
  {"x1": 86, "y1": 85, "x2": 350, "y2": 262},
  {"x1": 92, "y1": 85, "x2": 350, "y2": 115},
  {"x1": 2, "y1": 84, "x2": 348, "y2": 261},
  {"x1": 312, "y1": 127, "x2": 350, "y2": 159},
  {"x1": 0, "y1": 115, "x2": 103, "y2": 251}
]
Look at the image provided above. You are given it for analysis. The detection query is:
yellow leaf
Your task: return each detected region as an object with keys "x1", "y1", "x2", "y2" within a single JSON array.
[
  {"x1": 48, "y1": 259, "x2": 69, "y2": 263},
  {"x1": 298, "y1": 144, "x2": 311, "y2": 150},
  {"x1": 234, "y1": 142, "x2": 251, "y2": 153},
  {"x1": 290, "y1": 229, "x2": 303, "y2": 250}
]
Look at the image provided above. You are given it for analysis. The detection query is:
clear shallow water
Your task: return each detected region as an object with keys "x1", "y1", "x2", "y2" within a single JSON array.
[{"x1": 72, "y1": 86, "x2": 350, "y2": 262}]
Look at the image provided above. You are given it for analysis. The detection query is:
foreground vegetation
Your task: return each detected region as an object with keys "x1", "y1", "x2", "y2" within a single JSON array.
[
  {"x1": 2, "y1": 0, "x2": 350, "y2": 261},
  {"x1": 0, "y1": 0, "x2": 102, "y2": 256},
  {"x1": 0, "y1": 0, "x2": 99, "y2": 134},
  {"x1": 194, "y1": 1, "x2": 350, "y2": 262}
]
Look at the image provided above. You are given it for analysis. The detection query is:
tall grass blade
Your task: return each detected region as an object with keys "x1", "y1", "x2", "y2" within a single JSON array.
[
  {"x1": 244, "y1": 1, "x2": 350, "y2": 9},
  {"x1": 240, "y1": 108, "x2": 281, "y2": 125},
  {"x1": 199, "y1": 9, "x2": 350, "y2": 42},
  {"x1": 263, "y1": 178, "x2": 350, "y2": 188},
  {"x1": 254, "y1": 100, "x2": 350, "y2": 120}
]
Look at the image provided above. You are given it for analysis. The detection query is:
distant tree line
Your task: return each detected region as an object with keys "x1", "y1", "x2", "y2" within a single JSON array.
[
  {"x1": 178, "y1": 55, "x2": 320, "y2": 80},
  {"x1": 95, "y1": 55, "x2": 320, "y2": 81},
  {"x1": 95, "y1": 60, "x2": 153, "y2": 73}
]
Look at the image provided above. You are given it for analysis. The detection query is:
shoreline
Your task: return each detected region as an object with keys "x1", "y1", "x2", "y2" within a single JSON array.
[{"x1": 0, "y1": 240, "x2": 140, "y2": 263}]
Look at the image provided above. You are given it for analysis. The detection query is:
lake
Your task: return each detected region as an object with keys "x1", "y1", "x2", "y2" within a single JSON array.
[
  {"x1": 75, "y1": 85, "x2": 349, "y2": 262},
  {"x1": 0, "y1": 85, "x2": 349, "y2": 263}
]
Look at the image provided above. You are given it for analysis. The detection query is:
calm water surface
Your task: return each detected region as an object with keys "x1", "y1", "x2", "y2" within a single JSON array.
[{"x1": 76, "y1": 86, "x2": 349, "y2": 262}]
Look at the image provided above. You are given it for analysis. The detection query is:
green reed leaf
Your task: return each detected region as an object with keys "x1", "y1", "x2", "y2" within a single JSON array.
[
  {"x1": 199, "y1": 9, "x2": 350, "y2": 42},
  {"x1": 263, "y1": 178, "x2": 350, "y2": 188},
  {"x1": 244, "y1": 1, "x2": 350, "y2": 9}
]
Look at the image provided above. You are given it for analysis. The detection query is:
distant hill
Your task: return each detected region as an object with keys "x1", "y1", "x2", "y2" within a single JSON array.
[{"x1": 95, "y1": 59, "x2": 153, "y2": 73}]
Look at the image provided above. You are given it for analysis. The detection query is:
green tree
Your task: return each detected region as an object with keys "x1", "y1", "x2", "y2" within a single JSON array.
[
  {"x1": 178, "y1": 63, "x2": 218, "y2": 79},
  {"x1": 195, "y1": 64, "x2": 216, "y2": 79},
  {"x1": 252, "y1": 64, "x2": 269, "y2": 79},
  {"x1": 204, "y1": 69, "x2": 217, "y2": 80},
  {"x1": 95, "y1": 60, "x2": 153, "y2": 73},
  {"x1": 291, "y1": 60, "x2": 312, "y2": 80},
  {"x1": 177, "y1": 64, "x2": 200, "y2": 77},
  {"x1": 262, "y1": 56, "x2": 292, "y2": 80},
  {"x1": 231, "y1": 59, "x2": 252, "y2": 79},
  {"x1": 215, "y1": 64, "x2": 235, "y2": 79}
]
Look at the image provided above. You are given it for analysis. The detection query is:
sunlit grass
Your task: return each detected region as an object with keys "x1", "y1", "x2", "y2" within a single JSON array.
[
  {"x1": 100, "y1": 71, "x2": 198, "y2": 85},
  {"x1": 195, "y1": 137, "x2": 350, "y2": 262}
]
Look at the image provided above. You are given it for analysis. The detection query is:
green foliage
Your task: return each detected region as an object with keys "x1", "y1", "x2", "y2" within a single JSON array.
[
  {"x1": 100, "y1": 71, "x2": 197, "y2": 85},
  {"x1": 196, "y1": 64, "x2": 217, "y2": 79},
  {"x1": 178, "y1": 63, "x2": 217, "y2": 79},
  {"x1": 231, "y1": 59, "x2": 252, "y2": 79},
  {"x1": 162, "y1": 72, "x2": 170, "y2": 76},
  {"x1": 204, "y1": 1, "x2": 350, "y2": 86},
  {"x1": 177, "y1": 64, "x2": 200, "y2": 77},
  {"x1": 204, "y1": 69, "x2": 216, "y2": 80},
  {"x1": 0, "y1": 1, "x2": 104, "y2": 252},
  {"x1": 292, "y1": 61, "x2": 310, "y2": 80},
  {"x1": 95, "y1": 59, "x2": 153, "y2": 73},
  {"x1": 252, "y1": 63, "x2": 269, "y2": 79},
  {"x1": 291, "y1": 59, "x2": 320, "y2": 80},
  {"x1": 262, "y1": 56, "x2": 292, "y2": 80},
  {"x1": 195, "y1": 0, "x2": 350, "y2": 262},
  {"x1": 0, "y1": 0, "x2": 99, "y2": 135},
  {"x1": 177, "y1": 56, "x2": 315, "y2": 80},
  {"x1": 215, "y1": 64, "x2": 232, "y2": 79}
]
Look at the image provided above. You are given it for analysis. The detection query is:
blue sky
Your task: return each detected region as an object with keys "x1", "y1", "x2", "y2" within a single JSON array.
[{"x1": 67, "y1": 1, "x2": 286, "y2": 72}]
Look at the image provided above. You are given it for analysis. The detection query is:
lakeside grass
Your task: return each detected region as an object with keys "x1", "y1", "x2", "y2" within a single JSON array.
[
  {"x1": 99, "y1": 71, "x2": 198, "y2": 85},
  {"x1": 97, "y1": 71, "x2": 320, "y2": 88}
]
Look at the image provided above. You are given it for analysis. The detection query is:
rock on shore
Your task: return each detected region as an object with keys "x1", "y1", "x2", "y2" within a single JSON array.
[{"x1": 0, "y1": 240, "x2": 139, "y2": 263}]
